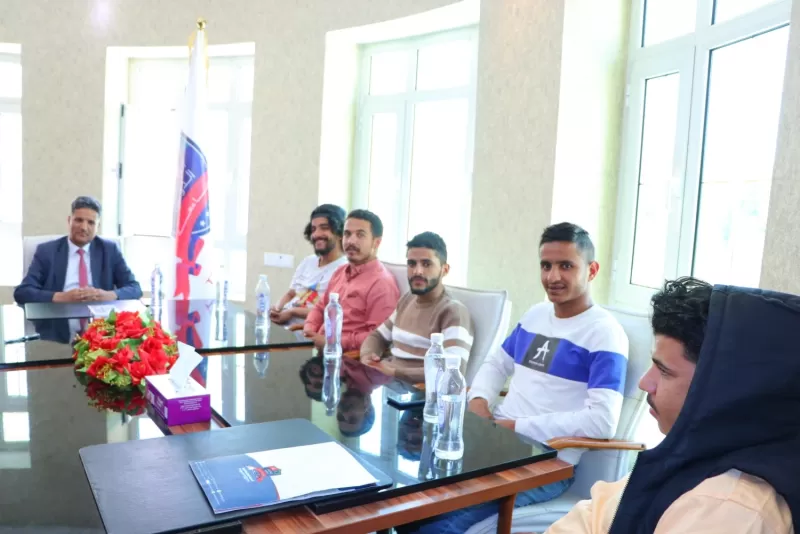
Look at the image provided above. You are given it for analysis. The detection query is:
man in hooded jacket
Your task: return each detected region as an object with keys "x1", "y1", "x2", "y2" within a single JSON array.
[{"x1": 547, "y1": 276, "x2": 799, "y2": 533}]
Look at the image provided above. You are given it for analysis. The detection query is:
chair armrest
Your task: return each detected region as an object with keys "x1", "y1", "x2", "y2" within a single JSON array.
[
  {"x1": 343, "y1": 350, "x2": 360, "y2": 360},
  {"x1": 546, "y1": 437, "x2": 646, "y2": 451}
]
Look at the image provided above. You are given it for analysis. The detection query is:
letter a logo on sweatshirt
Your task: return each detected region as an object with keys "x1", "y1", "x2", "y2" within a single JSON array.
[{"x1": 523, "y1": 334, "x2": 559, "y2": 372}]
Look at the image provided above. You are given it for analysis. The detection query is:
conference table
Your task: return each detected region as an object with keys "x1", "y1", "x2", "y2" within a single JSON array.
[
  {"x1": 0, "y1": 299, "x2": 312, "y2": 369},
  {"x1": 0, "y1": 343, "x2": 572, "y2": 533}
]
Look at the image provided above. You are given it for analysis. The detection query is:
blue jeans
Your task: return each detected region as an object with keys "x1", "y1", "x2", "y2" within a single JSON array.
[{"x1": 394, "y1": 475, "x2": 575, "y2": 534}]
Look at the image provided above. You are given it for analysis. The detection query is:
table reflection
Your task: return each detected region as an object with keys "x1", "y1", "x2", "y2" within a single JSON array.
[
  {"x1": 207, "y1": 350, "x2": 555, "y2": 501},
  {"x1": 0, "y1": 365, "x2": 163, "y2": 531}
]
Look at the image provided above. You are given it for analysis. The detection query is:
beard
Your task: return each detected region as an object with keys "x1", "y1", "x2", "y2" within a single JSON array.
[
  {"x1": 314, "y1": 238, "x2": 336, "y2": 256},
  {"x1": 409, "y1": 276, "x2": 441, "y2": 295}
]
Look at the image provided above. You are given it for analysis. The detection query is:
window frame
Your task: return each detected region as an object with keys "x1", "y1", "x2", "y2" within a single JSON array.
[
  {"x1": 351, "y1": 27, "x2": 479, "y2": 284},
  {"x1": 611, "y1": 0, "x2": 791, "y2": 310},
  {"x1": 119, "y1": 54, "x2": 254, "y2": 300}
]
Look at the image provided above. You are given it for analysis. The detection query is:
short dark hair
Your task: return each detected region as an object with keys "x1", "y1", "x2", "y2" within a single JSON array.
[
  {"x1": 338, "y1": 389, "x2": 376, "y2": 438},
  {"x1": 539, "y1": 222, "x2": 595, "y2": 262},
  {"x1": 651, "y1": 277, "x2": 713, "y2": 363},
  {"x1": 406, "y1": 231, "x2": 447, "y2": 263},
  {"x1": 298, "y1": 355, "x2": 324, "y2": 402},
  {"x1": 346, "y1": 209, "x2": 383, "y2": 238},
  {"x1": 303, "y1": 204, "x2": 346, "y2": 242},
  {"x1": 71, "y1": 196, "x2": 101, "y2": 215}
]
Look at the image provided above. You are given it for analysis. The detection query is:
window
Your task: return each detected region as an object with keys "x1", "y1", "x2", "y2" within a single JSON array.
[
  {"x1": 119, "y1": 54, "x2": 254, "y2": 299},
  {"x1": 613, "y1": 0, "x2": 790, "y2": 308},
  {"x1": 352, "y1": 28, "x2": 478, "y2": 285},
  {"x1": 0, "y1": 46, "x2": 22, "y2": 286}
]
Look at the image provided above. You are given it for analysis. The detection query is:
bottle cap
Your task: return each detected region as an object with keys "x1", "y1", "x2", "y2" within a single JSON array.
[
  {"x1": 259, "y1": 274, "x2": 267, "y2": 280},
  {"x1": 431, "y1": 333, "x2": 444, "y2": 345},
  {"x1": 330, "y1": 292, "x2": 340, "y2": 302},
  {"x1": 445, "y1": 355, "x2": 460, "y2": 369}
]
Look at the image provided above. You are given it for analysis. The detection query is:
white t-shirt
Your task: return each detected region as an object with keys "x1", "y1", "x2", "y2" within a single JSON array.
[{"x1": 285, "y1": 254, "x2": 347, "y2": 310}]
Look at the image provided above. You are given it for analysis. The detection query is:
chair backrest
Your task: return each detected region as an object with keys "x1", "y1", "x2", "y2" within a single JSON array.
[
  {"x1": 22, "y1": 235, "x2": 123, "y2": 276},
  {"x1": 445, "y1": 286, "x2": 511, "y2": 385},
  {"x1": 382, "y1": 261, "x2": 410, "y2": 295},
  {"x1": 381, "y1": 261, "x2": 511, "y2": 385},
  {"x1": 568, "y1": 306, "x2": 654, "y2": 497}
]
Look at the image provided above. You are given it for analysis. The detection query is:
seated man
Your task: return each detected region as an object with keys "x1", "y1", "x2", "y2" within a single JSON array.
[
  {"x1": 396, "y1": 223, "x2": 629, "y2": 534},
  {"x1": 270, "y1": 204, "x2": 348, "y2": 325},
  {"x1": 360, "y1": 231, "x2": 473, "y2": 383},
  {"x1": 14, "y1": 196, "x2": 142, "y2": 304},
  {"x1": 548, "y1": 278, "x2": 798, "y2": 533},
  {"x1": 303, "y1": 209, "x2": 400, "y2": 352}
]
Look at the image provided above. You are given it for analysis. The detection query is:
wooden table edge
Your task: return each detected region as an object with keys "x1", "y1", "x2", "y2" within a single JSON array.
[{"x1": 242, "y1": 458, "x2": 574, "y2": 534}]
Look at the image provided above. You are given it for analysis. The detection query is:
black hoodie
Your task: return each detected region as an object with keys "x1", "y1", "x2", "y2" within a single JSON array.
[{"x1": 610, "y1": 285, "x2": 800, "y2": 533}]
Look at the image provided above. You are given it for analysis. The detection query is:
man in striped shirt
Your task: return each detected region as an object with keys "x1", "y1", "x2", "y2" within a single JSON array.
[{"x1": 361, "y1": 232, "x2": 473, "y2": 383}]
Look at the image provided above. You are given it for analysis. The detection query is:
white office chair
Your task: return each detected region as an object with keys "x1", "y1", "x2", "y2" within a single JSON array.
[
  {"x1": 382, "y1": 261, "x2": 410, "y2": 295},
  {"x1": 22, "y1": 235, "x2": 123, "y2": 276},
  {"x1": 464, "y1": 307, "x2": 654, "y2": 534},
  {"x1": 446, "y1": 285, "x2": 511, "y2": 385},
  {"x1": 381, "y1": 261, "x2": 511, "y2": 384}
]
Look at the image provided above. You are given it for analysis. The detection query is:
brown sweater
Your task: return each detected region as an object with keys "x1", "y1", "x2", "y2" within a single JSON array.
[{"x1": 360, "y1": 291, "x2": 474, "y2": 375}]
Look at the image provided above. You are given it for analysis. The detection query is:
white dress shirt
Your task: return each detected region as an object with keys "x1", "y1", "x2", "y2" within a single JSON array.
[{"x1": 63, "y1": 239, "x2": 93, "y2": 291}]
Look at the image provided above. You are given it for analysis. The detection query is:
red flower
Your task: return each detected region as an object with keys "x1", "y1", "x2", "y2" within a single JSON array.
[
  {"x1": 115, "y1": 312, "x2": 148, "y2": 339},
  {"x1": 140, "y1": 337, "x2": 164, "y2": 353},
  {"x1": 139, "y1": 344, "x2": 169, "y2": 374},
  {"x1": 111, "y1": 346, "x2": 133, "y2": 373},
  {"x1": 129, "y1": 360, "x2": 154, "y2": 386},
  {"x1": 87, "y1": 356, "x2": 112, "y2": 380},
  {"x1": 99, "y1": 335, "x2": 123, "y2": 352},
  {"x1": 84, "y1": 327, "x2": 109, "y2": 350},
  {"x1": 150, "y1": 324, "x2": 173, "y2": 344}
]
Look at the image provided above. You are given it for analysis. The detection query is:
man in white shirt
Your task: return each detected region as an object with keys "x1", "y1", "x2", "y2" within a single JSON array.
[
  {"x1": 396, "y1": 222, "x2": 629, "y2": 534},
  {"x1": 270, "y1": 204, "x2": 348, "y2": 325}
]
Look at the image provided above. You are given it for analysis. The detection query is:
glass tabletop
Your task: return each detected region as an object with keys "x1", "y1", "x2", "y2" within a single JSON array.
[
  {"x1": 204, "y1": 351, "x2": 556, "y2": 503},
  {"x1": 0, "y1": 365, "x2": 165, "y2": 532},
  {"x1": 0, "y1": 301, "x2": 312, "y2": 368}
]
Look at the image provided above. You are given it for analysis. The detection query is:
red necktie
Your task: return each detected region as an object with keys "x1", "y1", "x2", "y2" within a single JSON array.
[
  {"x1": 78, "y1": 249, "x2": 88, "y2": 288},
  {"x1": 78, "y1": 249, "x2": 89, "y2": 332}
]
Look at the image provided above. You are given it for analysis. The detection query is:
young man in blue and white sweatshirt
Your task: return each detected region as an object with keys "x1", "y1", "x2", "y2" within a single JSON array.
[{"x1": 396, "y1": 223, "x2": 629, "y2": 534}]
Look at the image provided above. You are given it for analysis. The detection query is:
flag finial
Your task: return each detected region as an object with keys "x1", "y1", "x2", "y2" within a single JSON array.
[{"x1": 196, "y1": 18, "x2": 206, "y2": 30}]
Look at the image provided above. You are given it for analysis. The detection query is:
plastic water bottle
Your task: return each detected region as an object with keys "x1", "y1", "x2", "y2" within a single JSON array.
[
  {"x1": 433, "y1": 457, "x2": 464, "y2": 478},
  {"x1": 418, "y1": 420, "x2": 438, "y2": 481},
  {"x1": 323, "y1": 293, "x2": 343, "y2": 361},
  {"x1": 322, "y1": 355, "x2": 341, "y2": 415},
  {"x1": 255, "y1": 274, "x2": 270, "y2": 324},
  {"x1": 215, "y1": 309, "x2": 228, "y2": 342},
  {"x1": 422, "y1": 333, "x2": 446, "y2": 423},
  {"x1": 150, "y1": 264, "x2": 163, "y2": 308},
  {"x1": 253, "y1": 353, "x2": 270, "y2": 378},
  {"x1": 434, "y1": 355, "x2": 467, "y2": 460},
  {"x1": 216, "y1": 264, "x2": 229, "y2": 310},
  {"x1": 254, "y1": 324, "x2": 269, "y2": 377}
]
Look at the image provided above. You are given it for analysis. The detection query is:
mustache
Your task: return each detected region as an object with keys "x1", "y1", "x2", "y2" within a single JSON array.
[
  {"x1": 345, "y1": 246, "x2": 360, "y2": 252},
  {"x1": 410, "y1": 277, "x2": 427, "y2": 284},
  {"x1": 646, "y1": 395, "x2": 658, "y2": 414}
]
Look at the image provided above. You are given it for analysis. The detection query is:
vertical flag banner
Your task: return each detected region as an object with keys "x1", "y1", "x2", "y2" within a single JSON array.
[
  {"x1": 174, "y1": 18, "x2": 213, "y2": 300},
  {"x1": 171, "y1": 299, "x2": 212, "y2": 387}
]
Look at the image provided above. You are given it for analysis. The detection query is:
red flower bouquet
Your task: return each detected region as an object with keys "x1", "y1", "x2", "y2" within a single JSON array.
[{"x1": 73, "y1": 310, "x2": 179, "y2": 392}]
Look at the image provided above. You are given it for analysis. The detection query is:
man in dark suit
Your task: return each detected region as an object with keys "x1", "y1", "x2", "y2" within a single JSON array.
[{"x1": 14, "y1": 196, "x2": 142, "y2": 304}]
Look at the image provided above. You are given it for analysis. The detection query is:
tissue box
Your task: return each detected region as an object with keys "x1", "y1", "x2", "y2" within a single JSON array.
[{"x1": 145, "y1": 374, "x2": 211, "y2": 426}]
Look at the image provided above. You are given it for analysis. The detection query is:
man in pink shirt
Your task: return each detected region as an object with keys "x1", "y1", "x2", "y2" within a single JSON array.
[{"x1": 303, "y1": 209, "x2": 400, "y2": 352}]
